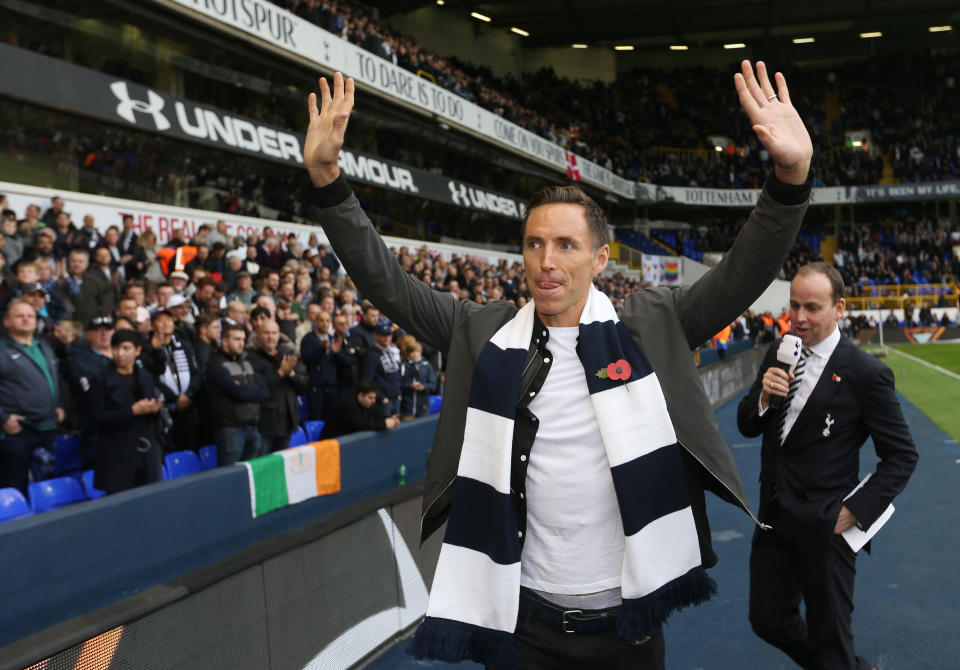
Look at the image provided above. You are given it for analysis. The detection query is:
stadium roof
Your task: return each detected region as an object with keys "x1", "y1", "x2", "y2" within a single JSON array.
[{"x1": 375, "y1": 0, "x2": 960, "y2": 49}]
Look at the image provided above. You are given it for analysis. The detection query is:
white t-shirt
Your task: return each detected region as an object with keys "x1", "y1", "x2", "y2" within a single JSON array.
[{"x1": 520, "y1": 326, "x2": 625, "y2": 595}]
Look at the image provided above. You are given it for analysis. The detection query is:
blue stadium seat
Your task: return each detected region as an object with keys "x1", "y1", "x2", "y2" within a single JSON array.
[
  {"x1": 162, "y1": 465, "x2": 170, "y2": 481},
  {"x1": 0, "y1": 487, "x2": 34, "y2": 523},
  {"x1": 81, "y1": 470, "x2": 106, "y2": 500},
  {"x1": 28, "y1": 477, "x2": 86, "y2": 513},
  {"x1": 198, "y1": 445, "x2": 218, "y2": 470},
  {"x1": 289, "y1": 427, "x2": 307, "y2": 447},
  {"x1": 429, "y1": 395, "x2": 443, "y2": 414},
  {"x1": 164, "y1": 451, "x2": 202, "y2": 479},
  {"x1": 305, "y1": 421, "x2": 325, "y2": 442},
  {"x1": 53, "y1": 434, "x2": 83, "y2": 476}
]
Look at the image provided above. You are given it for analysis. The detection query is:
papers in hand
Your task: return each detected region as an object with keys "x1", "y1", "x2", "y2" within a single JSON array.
[{"x1": 841, "y1": 474, "x2": 894, "y2": 553}]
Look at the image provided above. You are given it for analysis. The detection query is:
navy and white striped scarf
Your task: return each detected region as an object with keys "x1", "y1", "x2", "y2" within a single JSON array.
[{"x1": 411, "y1": 287, "x2": 716, "y2": 668}]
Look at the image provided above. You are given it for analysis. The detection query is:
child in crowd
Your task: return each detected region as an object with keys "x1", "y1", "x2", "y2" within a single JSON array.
[{"x1": 399, "y1": 339, "x2": 438, "y2": 421}]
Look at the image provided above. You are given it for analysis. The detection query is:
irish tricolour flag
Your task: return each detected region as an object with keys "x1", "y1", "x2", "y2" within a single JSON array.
[{"x1": 241, "y1": 441, "x2": 341, "y2": 518}]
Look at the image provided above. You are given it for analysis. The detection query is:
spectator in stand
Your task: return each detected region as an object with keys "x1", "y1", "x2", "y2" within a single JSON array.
[
  {"x1": 205, "y1": 323, "x2": 269, "y2": 465},
  {"x1": 63, "y1": 314, "x2": 115, "y2": 463},
  {"x1": 300, "y1": 309, "x2": 339, "y2": 421},
  {"x1": 400, "y1": 339, "x2": 438, "y2": 420},
  {"x1": 332, "y1": 311, "x2": 363, "y2": 400},
  {"x1": 228, "y1": 271, "x2": 256, "y2": 305},
  {"x1": 248, "y1": 319, "x2": 308, "y2": 452},
  {"x1": 0, "y1": 300, "x2": 64, "y2": 494},
  {"x1": 2, "y1": 209, "x2": 23, "y2": 265},
  {"x1": 320, "y1": 380, "x2": 400, "y2": 439},
  {"x1": 350, "y1": 303, "x2": 380, "y2": 353},
  {"x1": 142, "y1": 310, "x2": 201, "y2": 452},
  {"x1": 193, "y1": 312, "x2": 221, "y2": 372},
  {"x1": 77, "y1": 214, "x2": 102, "y2": 250},
  {"x1": 40, "y1": 196, "x2": 64, "y2": 228},
  {"x1": 90, "y1": 330, "x2": 165, "y2": 495},
  {"x1": 361, "y1": 323, "x2": 402, "y2": 417},
  {"x1": 53, "y1": 248, "x2": 107, "y2": 326}
]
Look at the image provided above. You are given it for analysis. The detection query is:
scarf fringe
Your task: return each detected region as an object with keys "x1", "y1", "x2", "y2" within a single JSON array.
[
  {"x1": 409, "y1": 617, "x2": 520, "y2": 670},
  {"x1": 617, "y1": 566, "x2": 718, "y2": 640}
]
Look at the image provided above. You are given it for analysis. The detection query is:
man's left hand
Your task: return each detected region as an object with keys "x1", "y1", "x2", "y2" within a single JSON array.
[
  {"x1": 734, "y1": 60, "x2": 813, "y2": 185},
  {"x1": 55, "y1": 408, "x2": 65, "y2": 423},
  {"x1": 834, "y1": 505, "x2": 857, "y2": 534}
]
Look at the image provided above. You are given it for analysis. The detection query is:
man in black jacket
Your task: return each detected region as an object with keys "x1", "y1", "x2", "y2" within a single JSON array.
[
  {"x1": 320, "y1": 380, "x2": 399, "y2": 439},
  {"x1": 205, "y1": 324, "x2": 269, "y2": 465},
  {"x1": 90, "y1": 330, "x2": 164, "y2": 494},
  {"x1": 248, "y1": 319, "x2": 308, "y2": 452}
]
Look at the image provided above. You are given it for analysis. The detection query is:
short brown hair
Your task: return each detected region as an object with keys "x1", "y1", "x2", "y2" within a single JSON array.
[
  {"x1": 523, "y1": 186, "x2": 608, "y2": 251},
  {"x1": 794, "y1": 262, "x2": 844, "y2": 303}
]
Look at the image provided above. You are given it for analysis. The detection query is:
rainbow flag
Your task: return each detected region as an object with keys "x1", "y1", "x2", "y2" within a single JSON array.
[
  {"x1": 242, "y1": 441, "x2": 341, "y2": 518},
  {"x1": 664, "y1": 259, "x2": 680, "y2": 281}
]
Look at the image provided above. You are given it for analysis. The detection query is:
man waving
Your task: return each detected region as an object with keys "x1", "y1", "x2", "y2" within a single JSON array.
[{"x1": 304, "y1": 62, "x2": 813, "y2": 670}]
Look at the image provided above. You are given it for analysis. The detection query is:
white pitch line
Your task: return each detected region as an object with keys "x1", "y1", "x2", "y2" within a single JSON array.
[{"x1": 887, "y1": 348, "x2": 960, "y2": 382}]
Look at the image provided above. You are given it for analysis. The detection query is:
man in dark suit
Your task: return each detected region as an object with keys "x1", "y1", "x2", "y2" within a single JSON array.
[{"x1": 737, "y1": 262, "x2": 918, "y2": 670}]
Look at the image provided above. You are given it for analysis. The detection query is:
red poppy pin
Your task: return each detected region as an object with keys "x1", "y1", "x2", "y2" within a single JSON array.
[
  {"x1": 597, "y1": 358, "x2": 632, "y2": 383},
  {"x1": 832, "y1": 373, "x2": 841, "y2": 382}
]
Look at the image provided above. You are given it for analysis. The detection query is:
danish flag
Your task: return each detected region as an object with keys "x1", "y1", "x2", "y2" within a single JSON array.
[{"x1": 565, "y1": 150, "x2": 581, "y2": 182}]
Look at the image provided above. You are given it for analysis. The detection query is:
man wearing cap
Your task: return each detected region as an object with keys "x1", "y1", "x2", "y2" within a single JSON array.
[
  {"x1": 360, "y1": 323, "x2": 402, "y2": 417},
  {"x1": 62, "y1": 314, "x2": 115, "y2": 463},
  {"x1": 0, "y1": 300, "x2": 65, "y2": 494},
  {"x1": 169, "y1": 271, "x2": 190, "y2": 295},
  {"x1": 142, "y1": 309, "x2": 201, "y2": 452},
  {"x1": 163, "y1": 293, "x2": 196, "y2": 345},
  {"x1": 18, "y1": 281, "x2": 55, "y2": 340}
]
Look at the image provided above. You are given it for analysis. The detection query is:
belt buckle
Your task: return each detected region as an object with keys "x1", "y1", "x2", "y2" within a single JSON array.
[{"x1": 561, "y1": 609, "x2": 583, "y2": 634}]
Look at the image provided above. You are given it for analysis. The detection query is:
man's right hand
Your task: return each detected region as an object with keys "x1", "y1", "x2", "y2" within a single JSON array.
[
  {"x1": 385, "y1": 416, "x2": 400, "y2": 430},
  {"x1": 305, "y1": 72, "x2": 355, "y2": 188},
  {"x1": 132, "y1": 399, "x2": 163, "y2": 416},
  {"x1": 760, "y1": 366, "x2": 793, "y2": 411},
  {"x1": 2, "y1": 414, "x2": 24, "y2": 435}
]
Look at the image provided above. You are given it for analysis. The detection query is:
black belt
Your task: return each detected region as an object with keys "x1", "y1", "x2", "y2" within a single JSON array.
[{"x1": 518, "y1": 588, "x2": 620, "y2": 634}]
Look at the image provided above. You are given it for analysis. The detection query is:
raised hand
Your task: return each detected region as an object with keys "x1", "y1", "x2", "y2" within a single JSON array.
[
  {"x1": 734, "y1": 60, "x2": 813, "y2": 185},
  {"x1": 305, "y1": 71, "x2": 356, "y2": 187}
]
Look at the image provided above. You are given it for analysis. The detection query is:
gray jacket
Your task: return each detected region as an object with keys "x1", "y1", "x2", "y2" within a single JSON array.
[{"x1": 313, "y1": 175, "x2": 809, "y2": 552}]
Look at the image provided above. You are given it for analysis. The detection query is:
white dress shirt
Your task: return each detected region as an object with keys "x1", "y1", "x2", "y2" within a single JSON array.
[{"x1": 759, "y1": 324, "x2": 841, "y2": 442}]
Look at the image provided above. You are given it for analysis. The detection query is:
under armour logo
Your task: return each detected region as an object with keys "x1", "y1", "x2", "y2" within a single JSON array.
[
  {"x1": 110, "y1": 81, "x2": 171, "y2": 130},
  {"x1": 447, "y1": 180, "x2": 469, "y2": 206}
]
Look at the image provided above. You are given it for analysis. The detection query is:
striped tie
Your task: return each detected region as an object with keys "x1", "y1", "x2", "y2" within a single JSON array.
[{"x1": 778, "y1": 347, "x2": 811, "y2": 444}]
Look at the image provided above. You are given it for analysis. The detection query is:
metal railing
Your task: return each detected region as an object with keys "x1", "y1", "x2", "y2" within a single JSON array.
[{"x1": 845, "y1": 283, "x2": 957, "y2": 310}]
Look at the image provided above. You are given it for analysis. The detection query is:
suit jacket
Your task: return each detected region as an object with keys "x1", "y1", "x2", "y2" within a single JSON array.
[
  {"x1": 737, "y1": 335, "x2": 918, "y2": 555},
  {"x1": 90, "y1": 365, "x2": 163, "y2": 494},
  {"x1": 313, "y1": 173, "x2": 811, "y2": 549}
]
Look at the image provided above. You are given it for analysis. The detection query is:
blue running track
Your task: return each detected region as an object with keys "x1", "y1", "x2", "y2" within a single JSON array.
[{"x1": 366, "y1": 391, "x2": 960, "y2": 670}]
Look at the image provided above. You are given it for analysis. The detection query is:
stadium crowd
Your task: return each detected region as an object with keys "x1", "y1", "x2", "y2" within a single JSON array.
[
  {"x1": 651, "y1": 215, "x2": 960, "y2": 291},
  {"x1": 274, "y1": 0, "x2": 960, "y2": 187}
]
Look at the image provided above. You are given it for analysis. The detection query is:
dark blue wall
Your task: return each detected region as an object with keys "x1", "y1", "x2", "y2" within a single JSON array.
[{"x1": 0, "y1": 416, "x2": 437, "y2": 647}]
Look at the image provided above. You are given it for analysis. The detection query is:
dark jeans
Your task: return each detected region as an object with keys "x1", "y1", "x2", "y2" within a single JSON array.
[
  {"x1": 215, "y1": 426, "x2": 262, "y2": 466},
  {"x1": 170, "y1": 404, "x2": 198, "y2": 453},
  {"x1": 0, "y1": 426, "x2": 56, "y2": 496},
  {"x1": 749, "y1": 523, "x2": 870, "y2": 670},
  {"x1": 307, "y1": 385, "x2": 338, "y2": 422},
  {"x1": 262, "y1": 434, "x2": 292, "y2": 453},
  {"x1": 505, "y1": 600, "x2": 665, "y2": 670}
]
